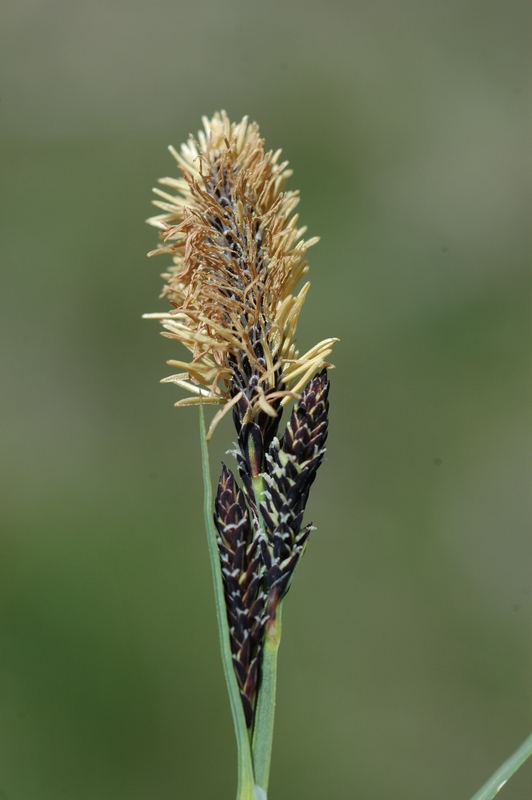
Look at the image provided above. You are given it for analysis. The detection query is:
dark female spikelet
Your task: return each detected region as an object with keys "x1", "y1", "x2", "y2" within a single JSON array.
[
  {"x1": 260, "y1": 370, "x2": 330, "y2": 619},
  {"x1": 145, "y1": 112, "x2": 337, "y2": 732},
  {"x1": 214, "y1": 466, "x2": 265, "y2": 727}
]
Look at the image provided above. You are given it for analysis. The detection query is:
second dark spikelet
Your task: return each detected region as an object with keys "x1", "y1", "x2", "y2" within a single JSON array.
[
  {"x1": 214, "y1": 465, "x2": 266, "y2": 728},
  {"x1": 260, "y1": 370, "x2": 330, "y2": 616}
]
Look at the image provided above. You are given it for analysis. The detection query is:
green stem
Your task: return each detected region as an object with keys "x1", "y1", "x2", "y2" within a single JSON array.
[
  {"x1": 252, "y1": 605, "x2": 282, "y2": 794},
  {"x1": 469, "y1": 733, "x2": 532, "y2": 800},
  {"x1": 199, "y1": 405, "x2": 256, "y2": 800},
  {"x1": 249, "y1": 472, "x2": 281, "y2": 795}
]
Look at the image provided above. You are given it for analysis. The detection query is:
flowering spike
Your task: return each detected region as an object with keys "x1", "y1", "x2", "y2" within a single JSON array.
[
  {"x1": 145, "y1": 111, "x2": 338, "y2": 435},
  {"x1": 145, "y1": 113, "x2": 337, "y2": 749}
]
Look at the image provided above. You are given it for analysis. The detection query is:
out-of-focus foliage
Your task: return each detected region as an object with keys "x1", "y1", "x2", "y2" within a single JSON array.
[{"x1": 0, "y1": 1, "x2": 530, "y2": 798}]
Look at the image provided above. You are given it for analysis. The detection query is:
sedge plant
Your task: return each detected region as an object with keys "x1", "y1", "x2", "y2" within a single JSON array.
[{"x1": 144, "y1": 112, "x2": 531, "y2": 800}]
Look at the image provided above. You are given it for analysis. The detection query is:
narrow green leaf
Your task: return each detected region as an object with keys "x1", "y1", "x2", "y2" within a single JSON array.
[
  {"x1": 199, "y1": 404, "x2": 256, "y2": 800},
  {"x1": 469, "y1": 734, "x2": 532, "y2": 800},
  {"x1": 249, "y1": 473, "x2": 280, "y2": 796},
  {"x1": 252, "y1": 606, "x2": 282, "y2": 794}
]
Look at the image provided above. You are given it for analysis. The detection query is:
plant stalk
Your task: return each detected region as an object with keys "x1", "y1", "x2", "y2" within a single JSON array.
[
  {"x1": 469, "y1": 733, "x2": 532, "y2": 800},
  {"x1": 249, "y1": 463, "x2": 281, "y2": 794},
  {"x1": 252, "y1": 605, "x2": 282, "y2": 794}
]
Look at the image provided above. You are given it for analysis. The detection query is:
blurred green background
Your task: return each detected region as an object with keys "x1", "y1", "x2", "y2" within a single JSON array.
[{"x1": 1, "y1": 1, "x2": 530, "y2": 798}]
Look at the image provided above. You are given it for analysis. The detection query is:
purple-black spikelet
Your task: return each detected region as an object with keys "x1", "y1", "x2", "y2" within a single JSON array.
[
  {"x1": 214, "y1": 370, "x2": 330, "y2": 729},
  {"x1": 214, "y1": 465, "x2": 266, "y2": 727},
  {"x1": 260, "y1": 370, "x2": 330, "y2": 616}
]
